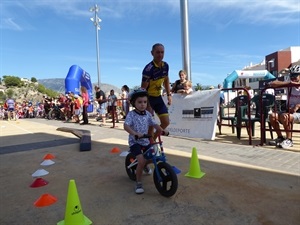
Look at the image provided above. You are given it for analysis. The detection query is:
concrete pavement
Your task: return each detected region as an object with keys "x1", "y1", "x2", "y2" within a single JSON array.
[{"x1": 0, "y1": 118, "x2": 299, "y2": 225}]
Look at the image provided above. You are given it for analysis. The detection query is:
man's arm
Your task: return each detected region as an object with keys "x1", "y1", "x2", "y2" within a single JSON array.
[
  {"x1": 141, "y1": 81, "x2": 149, "y2": 90},
  {"x1": 269, "y1": 80, "x2": 290, "y2": 88}
]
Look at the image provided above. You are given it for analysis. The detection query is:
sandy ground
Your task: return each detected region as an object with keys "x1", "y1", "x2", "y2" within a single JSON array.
[{"x1": 0, "y1": 119, "x2": 299, "y2": 225}]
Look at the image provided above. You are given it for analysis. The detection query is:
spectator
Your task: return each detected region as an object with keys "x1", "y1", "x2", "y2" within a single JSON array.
[
  {"x1": 5, "y1": 97, "x2": 15, "y2": 120},
  {"x1": 80, "y1": 86, "x2": 89, "y2": 125},
  {"x1": 268, "y1": 65, "x2": 300, "y2": 149},
  {"x1": 107, "y1": 89, "x2": 119, "y2": 123},
  {"x1": 177, "y1": 80, "x2": 193, "y2": 95},
  {"x1": 94, "y1": 85, "x2": 107, "y2": 126},
  {"x1": 73, "y1": 94, "x2": 81, "y2": 123},
  {"x1": 171, "y1": 70, "x2": 188, "y2": 93},
  {"x1": 141, "y1": 43, "x2": 171, "y2": 140},
  {"x1": 121, "y1": 85, "x2": 130, "y2": 119}
]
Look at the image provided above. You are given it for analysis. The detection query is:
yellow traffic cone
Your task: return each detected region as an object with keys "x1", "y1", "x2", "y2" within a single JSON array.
[
  {"x1": 57, "y1": 179, "x2": 92, "y2": 225},
  {"x1": 185, "y1": 147, "x2": 205, "y2": 179}
]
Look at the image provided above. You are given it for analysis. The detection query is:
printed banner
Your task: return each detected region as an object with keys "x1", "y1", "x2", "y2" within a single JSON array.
[{"x1": 162, "y1": 90, "x2": 220, "y2": 140}]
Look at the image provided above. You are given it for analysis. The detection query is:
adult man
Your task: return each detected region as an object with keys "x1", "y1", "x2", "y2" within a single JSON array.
[
  {"x1": 141, "y1": 43, "x2": 172, "y2": 139},
  {"x1": 268, "y1": 65, "x2": 300, "y2": 149},
  {"x1": 95, "y1": 85, "x2": 107, "y2": 126}
]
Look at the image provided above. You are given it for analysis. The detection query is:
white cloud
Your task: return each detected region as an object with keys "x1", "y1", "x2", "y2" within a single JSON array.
[{"x1": 0, "y1": 18, "x2": 22, "y2": 31}]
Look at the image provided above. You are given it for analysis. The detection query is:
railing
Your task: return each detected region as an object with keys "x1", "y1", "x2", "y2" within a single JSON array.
[{"x1": 110, "y1": 98, "x2": 129, "y2": 128}]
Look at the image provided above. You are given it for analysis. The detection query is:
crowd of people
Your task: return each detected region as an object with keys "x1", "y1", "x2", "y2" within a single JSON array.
[{"x1": 0, "y1": 85, "x2": 131, "y2": 124}]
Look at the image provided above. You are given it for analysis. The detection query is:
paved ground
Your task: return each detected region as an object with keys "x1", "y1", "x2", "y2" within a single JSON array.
[{"x1": 0, "y1": 118, "x2": 299, "y2": 225}]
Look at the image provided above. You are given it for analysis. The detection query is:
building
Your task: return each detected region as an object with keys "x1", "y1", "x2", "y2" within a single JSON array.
[
  {"x1": 265, "y1": 46, "x2": 300, "y2": 77},
  {"x1": 225, "y1": 46, "x2": 300, "y2": 90}
]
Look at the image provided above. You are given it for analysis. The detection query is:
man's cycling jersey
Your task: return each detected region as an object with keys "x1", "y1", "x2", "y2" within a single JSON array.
[{"x1": 142, "y1": 61, "x2": 169, "y2": 97}]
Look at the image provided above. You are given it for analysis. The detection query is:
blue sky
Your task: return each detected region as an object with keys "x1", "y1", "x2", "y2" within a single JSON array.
[{"x1": 1, "y1": 0, "x2": 299, "y2": 89}]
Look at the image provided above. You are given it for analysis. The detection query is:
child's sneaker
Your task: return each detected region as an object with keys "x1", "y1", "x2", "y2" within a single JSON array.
[
  {"x1": 143, "y1": 165, "x2": 152, "y2": 175},
  {"x1": 279, "y1": 139, "x2": 293, "y2": 149},
  {"x1": 135, "y1": 182, "x2": 144, "y2": 194}
]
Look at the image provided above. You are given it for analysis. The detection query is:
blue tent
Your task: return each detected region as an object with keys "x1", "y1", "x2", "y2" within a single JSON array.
[{"x1": 223, "y1": 70, "x2": 276, "y2": 89}]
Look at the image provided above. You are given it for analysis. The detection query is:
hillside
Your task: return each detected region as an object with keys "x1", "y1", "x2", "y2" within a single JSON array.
[
  {"x1": 38, "y1": 78, "x2": 122, "y2": 94},
  {"x1": 0, "y1": 78, "x2": 122, "y2": 104}
]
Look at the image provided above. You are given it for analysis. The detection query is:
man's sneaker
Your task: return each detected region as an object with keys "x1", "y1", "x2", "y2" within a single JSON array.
[
  {"x1": 269, "y1": 137, "x2": 284, "y2": 146},
  {"x1": 143, "y1": 165, "x2": 152, "y2": 175},
  {"x1": 279, "y1": 139, "x2": 293, "y2": 149},
  {"x1": 135, "y1": 182, "x2": 144, "y2": 194}
]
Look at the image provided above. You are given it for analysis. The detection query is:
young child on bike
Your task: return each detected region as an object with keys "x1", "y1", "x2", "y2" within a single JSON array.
[{"x1": 124, "y1": 89, "x2": 165, "y2": 194}]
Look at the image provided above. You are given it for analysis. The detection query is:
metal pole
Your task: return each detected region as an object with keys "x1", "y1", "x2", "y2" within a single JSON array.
[
  {"x1": 180, "y1": 0, "x2": 192, "y2": 81},
  {"x1": 95, "y1": 17, "x2": 100, "y2": 86},
  {"x1": 90, "y1": 4, "x2": 101, "y2": 87}
]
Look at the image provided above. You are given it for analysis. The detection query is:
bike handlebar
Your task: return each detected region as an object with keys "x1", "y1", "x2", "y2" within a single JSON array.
[{"x1": 135, "y1": 134, "x2": 152, "y2": 140}]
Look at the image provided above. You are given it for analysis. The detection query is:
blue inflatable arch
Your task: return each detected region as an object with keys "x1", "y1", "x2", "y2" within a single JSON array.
[{"x1": 65, "y1": 65, "x2": 94, "y2": 112}]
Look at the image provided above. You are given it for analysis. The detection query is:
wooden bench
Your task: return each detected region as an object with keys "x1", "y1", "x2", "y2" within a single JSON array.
[{"x1": 57, "y1": 127, "x2": 91, "y2": 151}]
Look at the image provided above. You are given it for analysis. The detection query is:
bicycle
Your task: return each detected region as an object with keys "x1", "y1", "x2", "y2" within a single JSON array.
[{"x1": 125, "y1": 134, "x2": 178, "y2": 197}]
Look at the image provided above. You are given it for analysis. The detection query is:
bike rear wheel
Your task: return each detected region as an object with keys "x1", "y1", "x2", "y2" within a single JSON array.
[
  {"x1": 125, "y1": 152, "x2": 137, "y2": 181},
  {"x1": 153, "y1": 162, "x2": 178, "y2": 197}
]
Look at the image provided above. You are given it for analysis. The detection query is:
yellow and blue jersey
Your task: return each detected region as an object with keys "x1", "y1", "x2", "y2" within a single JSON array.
[{"x1": 142, "y1": 61, "x2": 169, "y2": 97}]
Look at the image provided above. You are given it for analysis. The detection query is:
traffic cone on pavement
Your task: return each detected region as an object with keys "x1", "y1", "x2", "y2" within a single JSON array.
[
  {"x1": 34, "y1": 193, "x2": 57, "y2": 207},
  {"x1": 185, "y1": 147, "x2": 205, "y2": 179},
  {"x1": 57, "y1": 179, "x2": 92, "y2": 225},
  {"x1": 110, "y1": 147, "x2": 120, "y2": 153}
]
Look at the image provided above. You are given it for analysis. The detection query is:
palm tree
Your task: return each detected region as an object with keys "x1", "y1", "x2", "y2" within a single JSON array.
[{"x1": 194, "y1": 83, "x2": 203, "y2": 91}]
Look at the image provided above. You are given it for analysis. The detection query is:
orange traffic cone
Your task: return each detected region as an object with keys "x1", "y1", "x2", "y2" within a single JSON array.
[
  {"x1": 185, "y1": 147, "x2": 205, "y2": 179},
  {"x1": 110, "y1": 147, "x2": 120, "y2": 153},
  {"x1": 43, "y1": 153, "x2": 55, "y2": 160},
  {"x1": 34, "y1": 193, "x2": 57, "y2": 207},
  {"x1": 57, "y1": 180, "x2": 92, "y2": 225}
]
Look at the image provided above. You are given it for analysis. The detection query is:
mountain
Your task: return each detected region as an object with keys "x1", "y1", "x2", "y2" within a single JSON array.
[{"x1": 38, "y1": 78, "x2": 122, "y2": 95}]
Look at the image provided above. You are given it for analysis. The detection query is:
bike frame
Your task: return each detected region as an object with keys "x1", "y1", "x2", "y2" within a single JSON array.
[{"x1": 127, "y1": 135, "x2": 167, "y2": 182}]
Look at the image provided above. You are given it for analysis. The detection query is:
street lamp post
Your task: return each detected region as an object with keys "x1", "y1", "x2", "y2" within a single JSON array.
[{"x1": 89, "y1": 4, "x2": 102, "y2": 87}]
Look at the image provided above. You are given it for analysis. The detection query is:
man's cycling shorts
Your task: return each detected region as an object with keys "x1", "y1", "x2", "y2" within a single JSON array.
[{"x1": 148, "y1": 96, "x2": 168, "y2": 117}]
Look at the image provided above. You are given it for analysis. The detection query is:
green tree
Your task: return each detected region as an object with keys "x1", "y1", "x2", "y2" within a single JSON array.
[
  {"x1": 31, "y1": 77, "x2": 37, "y2": 82},
  {"x1": 3, "y1": 76, "x2": 22, "y2": 87},
  {"x1": 6, "y1": 89, "x2": 14, "y2": 98},
  {"x1": 194, "y1": 83, "x2": 203, "y2": 91}
]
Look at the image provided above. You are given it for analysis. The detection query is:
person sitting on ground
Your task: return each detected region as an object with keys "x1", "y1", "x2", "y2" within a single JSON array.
[
  {"x1": 268, "y1": 65, "x2": 300, "y2": 149},
  {"x1": 171, "y1": 70, "x2": 188, "y2": 93},
  {"x1": 123, "y1": 89, "x2": 166, "y2": 194},
  {"x1": 177, "y1": 80, "x2": 193, "y2": 95}
]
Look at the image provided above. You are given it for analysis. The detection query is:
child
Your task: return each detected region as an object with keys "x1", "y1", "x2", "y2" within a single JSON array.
[
  {"x1": 73, "y1": 94, "x2": 81, "y2": 123},
  {"x1": 107, "y1": 89, "x2": 119, "y2": 123},
  {"x1": 123, "y1": 89, "x2": 164, "y2": 194},
  {"x1": 177, "y1": 80, "x2": 193, "y2": 95}
]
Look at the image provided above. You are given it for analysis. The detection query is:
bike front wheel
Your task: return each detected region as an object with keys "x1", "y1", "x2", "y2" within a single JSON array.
[
  {"x1": 125, "y1": 152, "x2": 137, "y2": 181},
  {"x1": 153, "y1": 162, "x2": 178, "y2": 197}
]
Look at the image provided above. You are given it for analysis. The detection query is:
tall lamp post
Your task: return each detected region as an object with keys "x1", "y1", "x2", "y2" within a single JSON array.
[{"x1": 89, "y1": 4, "x2": 102, "y2": 87}]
